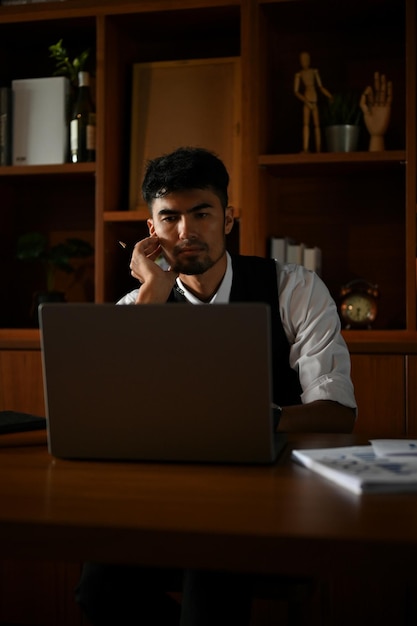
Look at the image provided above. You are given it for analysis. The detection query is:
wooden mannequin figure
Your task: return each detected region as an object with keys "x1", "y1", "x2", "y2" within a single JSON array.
[
  {"x1": 360, "y1": 72, "x2": 393, "y2": 151},
  {"x1": 294, "y1": 51, "x2": 332, "y2": 152}
]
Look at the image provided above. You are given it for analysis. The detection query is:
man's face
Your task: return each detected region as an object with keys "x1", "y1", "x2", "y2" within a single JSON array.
[{"x1": 147, "y1": 188, "x2": 234, "y2": 275}]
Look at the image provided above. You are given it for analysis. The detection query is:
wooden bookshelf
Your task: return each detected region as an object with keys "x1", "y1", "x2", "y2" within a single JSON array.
[{"x1": 0, "y1": 0, "x2": 416, "y2": 427}]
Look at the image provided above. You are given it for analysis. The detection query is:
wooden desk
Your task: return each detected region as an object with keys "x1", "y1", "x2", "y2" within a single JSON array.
[
  {"x1": 1, "y1": 431, "x2": 417, "y2": 626},
  {"x1": 1, "y1": 432, "x2": 417, "y2": 579}
]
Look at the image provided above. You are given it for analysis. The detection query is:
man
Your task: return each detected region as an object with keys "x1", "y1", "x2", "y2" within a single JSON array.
[
  {"x1": 119, "y1": 145, "x2": 355, "y2": 431},
  {"x1": 76, "y1": 146, "x2": 356, "y2": 625}
]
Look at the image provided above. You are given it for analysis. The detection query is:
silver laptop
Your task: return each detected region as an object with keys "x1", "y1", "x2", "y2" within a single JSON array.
[{"x1": 39, "y1": 302, "x2": 285, "y2": 464}]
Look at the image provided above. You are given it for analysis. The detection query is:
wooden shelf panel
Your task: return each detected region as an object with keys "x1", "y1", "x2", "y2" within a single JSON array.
[
  {"x1": 0, "y1": 329, "x2": 40, "y2": 349},
  {"x1": 259, "y1": 150, "x2": 407, "y2": 175},
  {"x1": 2, "y1": 327, "x2": 417, "y2": 353},
  {"x1": 0, "y1": 0, "x2": 241, "y2": 25},
  {"x1": 344, "y1": 330, "x2": 417, "y2": 353},
  {"x1": 104, "y1": 210, "x2": 149, "y2": 222},
  {"x1": 0, "y1": 163, "x2": 96, "y2": 177}
]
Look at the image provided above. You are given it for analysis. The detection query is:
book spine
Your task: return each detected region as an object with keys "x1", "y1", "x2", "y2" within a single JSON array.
[
  {"x1": 270, "y1": 237, "x2": 289, "y2": 263},
  {"x1": 0, "y1": 87, "x2": 12, "y2": 166},
  {"x1": 286, "y1": 241, "x2": 305, "y2": 265},
  {"x1": 270, "y1": 236, "x2": 322, "y2": 274},
  {"x1": 303, "y1": 246, "x2": 322, "y2": 275}
]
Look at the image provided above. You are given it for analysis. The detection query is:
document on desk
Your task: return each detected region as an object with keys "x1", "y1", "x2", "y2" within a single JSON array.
[{"x1": 292, "y1": 441, "x2": 417, "y2": 494}]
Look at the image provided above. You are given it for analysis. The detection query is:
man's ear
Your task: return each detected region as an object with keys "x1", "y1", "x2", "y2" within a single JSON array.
[
  {"x1": 147, "y1": 218, "x2": 155, "y2": 236},
  {"x1": 224, "y1": 206, "x2": 234, "y2": 235}
]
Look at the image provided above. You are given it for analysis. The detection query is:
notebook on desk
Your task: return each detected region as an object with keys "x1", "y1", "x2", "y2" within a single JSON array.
[{"x1": 39, "y1": 302, "x2": 285, "y2": 464}]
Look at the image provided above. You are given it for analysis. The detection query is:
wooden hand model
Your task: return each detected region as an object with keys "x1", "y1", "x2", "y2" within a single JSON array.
[{"x1": 360, "y1": 72, "x2": 393, "y2": 151}]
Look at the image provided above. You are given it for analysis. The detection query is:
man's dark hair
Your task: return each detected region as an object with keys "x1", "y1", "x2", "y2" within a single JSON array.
[{"x1": 142, "y1": 146, "x2": 229, "y2": 210}]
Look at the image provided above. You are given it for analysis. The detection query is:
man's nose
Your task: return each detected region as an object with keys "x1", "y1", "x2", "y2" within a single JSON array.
[{"x1": 178, "y1": 215, "x2": 196, "y2": 239}]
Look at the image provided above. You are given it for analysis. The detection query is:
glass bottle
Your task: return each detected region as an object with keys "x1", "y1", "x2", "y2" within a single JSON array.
[{"x1": 70, "y1": 71, "x2": 96, "y2": 163}]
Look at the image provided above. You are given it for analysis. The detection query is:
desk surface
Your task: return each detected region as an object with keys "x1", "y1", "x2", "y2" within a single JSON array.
[{"x1": 1, "y1": 432, "x2": 417, "y2": 577}]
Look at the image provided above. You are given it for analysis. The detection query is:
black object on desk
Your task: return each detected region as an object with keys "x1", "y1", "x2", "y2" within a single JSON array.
[{"x1": 0, "y1": 411, "x2": 46, "y2": 434}]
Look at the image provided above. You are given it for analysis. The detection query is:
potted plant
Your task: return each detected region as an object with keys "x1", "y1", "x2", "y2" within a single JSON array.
[
  {"x1": 48, "y1": 39, "x2": 91, "y2": 89},
  {"x1": 17, "y1": 231, "x2": 94, "y2": 324},
  {"x1": 321, "y1": 91, "x2": 363, "y2": 152}
]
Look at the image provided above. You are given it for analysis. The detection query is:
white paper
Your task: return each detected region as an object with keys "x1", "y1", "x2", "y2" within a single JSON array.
[
  {"x1": 370, "y1": 439, "x2": 417, "y2": 457},
  {"x1": 292, "y1": 444, "x2": 417, "y2": 494}
]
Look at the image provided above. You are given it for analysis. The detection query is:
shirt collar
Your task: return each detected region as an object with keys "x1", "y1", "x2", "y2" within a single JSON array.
[{"x1": 175, "y1": 252, "x2": 232, "y2": 304}]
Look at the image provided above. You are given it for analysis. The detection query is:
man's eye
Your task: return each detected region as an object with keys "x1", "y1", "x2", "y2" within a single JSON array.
[
  {"x1": 196, "y1": 212, "x2": 209, "y2": 218},
  {"x1": 162, "y1": 215, "x2": 177, "y2": 223}
]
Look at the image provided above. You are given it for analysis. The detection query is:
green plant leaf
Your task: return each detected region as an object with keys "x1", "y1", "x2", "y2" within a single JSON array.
[
  {"x1": 48, "y1": 39, "x2": 91, "y2": 87},
  {"x1": 63, "y1": 238, "x2": 94, "y2": 258},
  {"x1": 16, "y1": 232, "x2": 94, "y2": 293},
  {"x1": 16, "y1": 232, "x2": 47, "y2": 260},
  {"x1": 321, "y1": 91, "x2": 362, "y2": 126}
]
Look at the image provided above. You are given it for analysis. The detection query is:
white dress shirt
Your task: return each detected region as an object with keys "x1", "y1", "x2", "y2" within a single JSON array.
[{"x1": 117, "y1": 252, "x2": 357, "y2": 410}]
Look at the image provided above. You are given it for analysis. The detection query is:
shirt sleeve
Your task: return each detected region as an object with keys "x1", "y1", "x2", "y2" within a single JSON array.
[
  {"x1": 116, "y1": 289, "x2": 139, "y2": 305},
  {"x1": 277, "y1": 262, "x2": 357, "y2": 410}
]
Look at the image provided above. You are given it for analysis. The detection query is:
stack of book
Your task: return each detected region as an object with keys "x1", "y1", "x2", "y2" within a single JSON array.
[{"x1": 270, "y1": 236, "x2": 322, "y2": 275}]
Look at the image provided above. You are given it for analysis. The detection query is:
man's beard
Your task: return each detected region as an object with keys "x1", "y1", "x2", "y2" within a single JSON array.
[
  {"x1": 169, "y1": 241, "x2": 225, "y2": 275},
  {"x1": 172, "y1": 256, "x2": 214, "y2": 275}
]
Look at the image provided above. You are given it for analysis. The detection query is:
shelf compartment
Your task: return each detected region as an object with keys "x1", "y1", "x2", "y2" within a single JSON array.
[{"x1": 258, "y1": 0, "x2": 406, "y2": 156}]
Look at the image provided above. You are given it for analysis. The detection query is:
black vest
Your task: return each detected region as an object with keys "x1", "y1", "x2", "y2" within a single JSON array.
[{"x1": 168, "y1": 254, "x2": 302, "y2": 406}]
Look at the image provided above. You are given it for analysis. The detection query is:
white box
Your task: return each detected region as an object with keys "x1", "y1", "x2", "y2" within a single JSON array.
[{"x1": 12, "y1": 76, "x2": 69, "y2": 165}]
